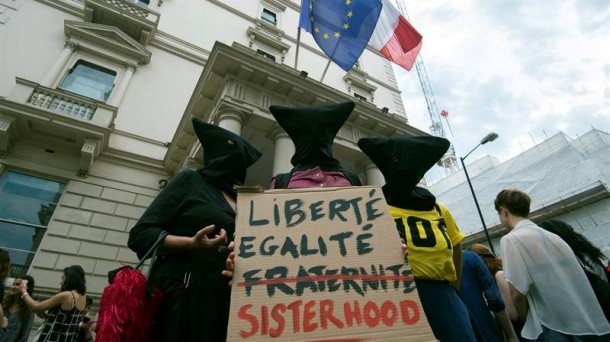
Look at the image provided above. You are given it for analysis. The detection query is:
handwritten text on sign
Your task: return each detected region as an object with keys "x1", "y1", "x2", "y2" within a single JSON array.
[{"x1": 227, "y1": 186, "x2": 434, "y2": 341}]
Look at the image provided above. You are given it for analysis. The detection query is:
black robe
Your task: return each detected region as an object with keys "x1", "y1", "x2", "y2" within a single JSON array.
[{"x1": 128, "y1": 169, "x2": 235, "y2": 342}]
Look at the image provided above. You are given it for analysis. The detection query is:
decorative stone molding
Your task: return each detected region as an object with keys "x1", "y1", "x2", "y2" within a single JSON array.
[
  {"x1": 64, "y1": 20, "x2": 152, "y2": 64},
  {"x1": 344, "y1": 70, "x2": 377, "y2": 102},
  {"x1": 84, "y1": 0, "x2": 160, "y2": 45},
  {"x1": 64, "y1": 41, "x2": 79, "y2": 50},
  {"x1": 261, "y1": 0, "x2": 287, "y2": 12},
  {"x1": 214, "y1": 108, "x2": 249, "y2": 127},
  {"x1": 165, "y1": 42, "x2": 429, "y2": 175},
  {"x1": 30, "y1": 88, "x2": 97, "y2": 121},
  {"x1": 246, "y1": 23, "x2": 290, "y2": 62},
  {"x1": 78, "y1": 138, "x2": 100, "y2": 177},
  {"x1": 150, "y1": 30, "x2": 209, "y2": 66}
]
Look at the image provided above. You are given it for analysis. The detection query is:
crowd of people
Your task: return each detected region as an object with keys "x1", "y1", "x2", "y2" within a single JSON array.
[
  {"x1": 2, "y1": 101, "x2": 609, "y2": 341},
  {"x1": 127, "y1": 102, "x2": 610, "y2": 341},
  {"x1": 0, "y1": 253, "x2": 93, "y2": 342}
]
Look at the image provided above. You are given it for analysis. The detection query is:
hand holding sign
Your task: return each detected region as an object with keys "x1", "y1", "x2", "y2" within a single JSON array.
[{"x1": 222, "y1": 241, "x2": 236, "y2": 286}]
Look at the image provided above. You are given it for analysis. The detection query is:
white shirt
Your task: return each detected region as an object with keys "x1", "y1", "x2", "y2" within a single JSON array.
[{"x1": 501, "y1": 219, "x2": 610, "y2": 339}]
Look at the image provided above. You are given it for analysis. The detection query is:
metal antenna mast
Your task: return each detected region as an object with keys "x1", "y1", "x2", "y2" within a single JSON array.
[{"x1": 394, "y1": 0, "x2": 459, "y2": 174}]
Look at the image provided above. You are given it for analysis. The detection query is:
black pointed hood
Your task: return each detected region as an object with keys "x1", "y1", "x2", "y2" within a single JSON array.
[
  {"x1": 192, "y1": 118, "x2": 262, "y2": 197},
  {"x1": 358, "y1": 136, "x2": 449, "y2": 210},
  {"x1": 269, "y1": 102, "x2": 355, "y2": 171}
]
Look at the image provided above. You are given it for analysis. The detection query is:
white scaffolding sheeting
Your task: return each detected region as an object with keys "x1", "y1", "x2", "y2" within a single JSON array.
[{"x1": 429, "y1": 129, "x2": 610, "y2": 254}]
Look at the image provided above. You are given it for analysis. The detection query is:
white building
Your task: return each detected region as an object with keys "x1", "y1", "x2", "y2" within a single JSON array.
[
  {"x1": 430, "y1": 129, "x2": 610, "y2": 258},
  {"x1": 0, "y1": 0, "x2": 427, "y2": 299}
]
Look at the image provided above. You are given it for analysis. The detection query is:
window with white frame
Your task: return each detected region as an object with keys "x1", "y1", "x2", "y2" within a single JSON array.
[
  {"x1": 354, "y1": 92, "x2": 368, "y2": 102},
  {"x1": 58, "y1": 59, "x2": 117, "y2": 102},
  {"x1": 256, "y1": 48, "x2": 276, "y2": 62},
  {"x1": 0, "y1": 171, "x2": 65, "y2": 277},
  {"x1": 261, "y1": 8, "x2": 277, "y2": 27},
  {"x1": 344, "y1": 71, "x2": 376, "y2": 104},
  {"x1": 57, "y1": 21, "x2": 151, "y2": 107}
]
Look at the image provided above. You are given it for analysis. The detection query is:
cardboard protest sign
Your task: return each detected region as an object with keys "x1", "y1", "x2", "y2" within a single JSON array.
[{"x1": 227, "y1": 186, "x2": 435, "y2": 341}]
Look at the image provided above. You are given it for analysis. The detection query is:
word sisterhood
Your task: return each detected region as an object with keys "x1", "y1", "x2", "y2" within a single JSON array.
[{"x1": 237, "y1": 298, "x2": 421, "y2": 339}]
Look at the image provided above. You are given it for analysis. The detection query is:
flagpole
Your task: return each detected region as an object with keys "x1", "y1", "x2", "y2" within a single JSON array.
[
  {"x1": 294, "y1": 28, "x2": 301, "y2": 69},
  {"x1": 320, "y1": 59, "x2": 331, "y2": 82}
]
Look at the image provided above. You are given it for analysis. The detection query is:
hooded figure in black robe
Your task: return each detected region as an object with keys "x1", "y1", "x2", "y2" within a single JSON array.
[
  {"x1": 268, "y1": 101, "x2": 362, "y2": 188},
  {"x1": 128, "y1": 118, "x2": 262, "y2": 342},
  {"x1": 357, "y1": 136, "x2": 477, "y2": 342},
  {"x1": 357, "y1": 135, "x2": 447, "y2": 211}
]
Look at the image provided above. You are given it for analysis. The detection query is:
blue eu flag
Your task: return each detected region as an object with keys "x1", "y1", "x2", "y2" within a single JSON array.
[{"x1": 299, "y1": 0, "x2": 382, "y2": 71}]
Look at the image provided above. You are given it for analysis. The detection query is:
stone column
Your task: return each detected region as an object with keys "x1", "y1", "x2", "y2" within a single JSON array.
[
  {"x1": 362, "y1": 160, "x2": 385, "y2": 186},
  {"x1": 107, "y1": 63, "x2": 137, "y2": 107},
  {"x1": 40, "y1": 41, "x2": 79, "y2": 87},
  {"x1": 267, "y1": 126, "x2": 294, "y2": 176},
  {"x1": 215, "y1": 109, "x2": 246, "y2": 136}
]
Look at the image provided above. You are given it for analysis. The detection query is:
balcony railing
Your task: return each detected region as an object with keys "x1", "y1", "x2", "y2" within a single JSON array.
[
  {"x1": 30, "y1": 88, "x2": 96, "y2": 121},
  {"x1": 6, "y1": 78, "x2": 117, "y2": 129},
  {"x1": 105, "y1": 0, "x2": 150, "y2": 18},
  {"x1": 85, "y1": 0, "x2": 160, "y2": 45}
]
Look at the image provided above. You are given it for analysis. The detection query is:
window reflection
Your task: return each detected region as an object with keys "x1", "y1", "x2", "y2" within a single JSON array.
[
  {"x1": 58, "y1": 60, "x2": 116, "y2": 102},
  {"x1": 261, "y1": 8, "x2": 277, "y2": 27},
  {"x1": 0, "y1": 172, "x2": 65, "y2": 276}
]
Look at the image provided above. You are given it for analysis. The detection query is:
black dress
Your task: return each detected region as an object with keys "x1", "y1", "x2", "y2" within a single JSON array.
[{"x1": 128, "y1": 169, "x2": 235, "y2": 342}]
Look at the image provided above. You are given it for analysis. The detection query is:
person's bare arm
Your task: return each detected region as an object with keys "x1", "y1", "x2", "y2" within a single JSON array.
[
  {"x1": 19, "y1": 290, "x2": 70, "y2": 313},
  {"x1": 495, "y1": 271, "x2": 519, "y2": 321},
  {"x1": 1, "y1": 306, "x2": 7, "y2": 329},
  {"x1": 509, "y1": 282, "x2": 528, "y2": 322},
  {"x1": 494, "y1": 309, "x2": 517, "y2": 342},
  {"x1": 451, "y1": 243, "x2": 463, "y2": 290}
]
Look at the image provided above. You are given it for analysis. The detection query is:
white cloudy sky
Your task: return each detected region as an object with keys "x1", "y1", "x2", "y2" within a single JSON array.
[{"x1": 393, "y1": 0, "x2": 610, "y2": 183}]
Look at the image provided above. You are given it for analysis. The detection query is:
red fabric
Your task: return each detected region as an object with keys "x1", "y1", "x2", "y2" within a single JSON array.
[
  {"x1": 95, "y1": 267, "x2": 163, "y2": 342},
  {"x1": 269, "y1": 167, "x2": 352, "y2": 189},
  {"x1": 378, "y1": 15, "x2": 422, "y2": 71}
]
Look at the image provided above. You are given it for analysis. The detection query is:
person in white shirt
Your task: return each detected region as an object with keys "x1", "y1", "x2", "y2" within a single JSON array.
[{"x1": 495, "y1": 189, "x2": 610, "y2": 341}]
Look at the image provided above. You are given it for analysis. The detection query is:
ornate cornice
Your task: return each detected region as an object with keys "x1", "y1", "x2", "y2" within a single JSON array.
[{"x1": 64, "y1": 20, "x2": 152, "y2": 64}]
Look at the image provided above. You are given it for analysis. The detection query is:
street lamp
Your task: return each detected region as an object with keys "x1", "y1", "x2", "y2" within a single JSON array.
[{"x1": 460, "y1": 132, "x2": 499, "y2": 254}]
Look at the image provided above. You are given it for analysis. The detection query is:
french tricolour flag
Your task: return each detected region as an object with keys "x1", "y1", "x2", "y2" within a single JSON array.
[
  {"x1": 299, "y1": 0, "x2": 422, "y2": 72},
  {"x1": 370, "y1": 0, "x2": 422, "y2": 71}
]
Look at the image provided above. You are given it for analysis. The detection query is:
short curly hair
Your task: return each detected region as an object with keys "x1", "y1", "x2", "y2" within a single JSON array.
[{"x1": 494, "y1": 189, "x2": 530, "y2": 217}]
